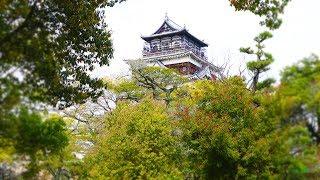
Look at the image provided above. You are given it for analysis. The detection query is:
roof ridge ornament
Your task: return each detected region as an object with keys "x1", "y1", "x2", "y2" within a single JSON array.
[{"x1": 165, "y1": 12, "x2": 169, "y2": 21}]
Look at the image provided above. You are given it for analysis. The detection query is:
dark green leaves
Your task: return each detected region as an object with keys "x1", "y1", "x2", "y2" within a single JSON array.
[
  {"x1": 254, "y1": 31, "x2": 273, "y2": 43},
  {"x1": 107, "y1": 0, "x2": 127, "y2": 7},
  {"x1": 246, "y1": 58, "x2": 274, "y2": 71},
  {"x1": 15, "y1": 109, "x2": 69, "y2": 155},
  {"x1": 240, "y1": 47, "x2": 254, "y2": 54},
  {"x1": 256, "y1": 78, "x2": 275, "y2": 90},
  {"x1": 0, "y1": 0, "x2": 117, "y2": 109}
]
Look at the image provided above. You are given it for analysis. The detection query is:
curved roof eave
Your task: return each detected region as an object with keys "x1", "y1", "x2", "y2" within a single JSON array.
[
  {"x1": 141, "y1": 29, "x2": 208, "y2": 47},
  {"x1": 141, "y1": 17, "x2": 208, "y2": 47}
]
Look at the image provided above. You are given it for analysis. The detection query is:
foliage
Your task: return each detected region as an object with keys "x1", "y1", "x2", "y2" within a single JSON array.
[
  {"x1": 42, "y1": 134, "x2": 84, "y2": 179},
  {"x1": 277, "y1": 55, "x2": 320, "y2": 142},
  {"x1": 108, "y1": 79, "x2": 146, "y2": 102},
  {"x1": 2, "y1": 110, "x2": 69, "y2": 177},
  {"x1": 0, "y1": 0, "x2": 124, "y2": 111},
  {"x1": 1, "y1": 0, "x2": 319, "y2": 179},
  {"x1": 81, "y1": 99, "x2": 184, "y2": 179},
  {"x1": 240, "y1": 31, "x2": 275, "y2": 92},
  {"x1": 107, "y1": 0, "x2": 127, "y2": 7},
  {"x1": 0, "y1": 0, "x2": 124, "y2": 176},
  {"x1": 15, "y1": 110, "x2": 68, "y2": 155},
  {"x1": 173, "y1": 77, "x2": 316, "y2": 178},
  {"x1": 229, "y1": 0, "x2": 291, "y2": 29},
  {"x1": 80, "y1": 77, "x2": 317, "y2": 179},
  {"x1": 108, "y1": 66, "x2": 187, "y2": 105}
]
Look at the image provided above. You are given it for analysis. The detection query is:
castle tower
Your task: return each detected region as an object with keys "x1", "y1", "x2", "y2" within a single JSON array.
[{"x1": 135, "y1": 16, "x2": 219, "y2": 80}]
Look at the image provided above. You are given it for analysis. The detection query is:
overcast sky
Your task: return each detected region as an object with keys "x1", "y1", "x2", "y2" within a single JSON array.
[{"x1": 93, "y1": 0, "x2": 320, "y2": 81}]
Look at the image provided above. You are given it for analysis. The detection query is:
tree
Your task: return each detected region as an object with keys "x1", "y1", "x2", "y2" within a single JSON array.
[
  {"x1": 108, "y1": 65, "x2": 187, "y2": 106},
  {"x1": 10, "y1": 110, "x2": 68, "y2": 178},
  {"x1": 78, "y1": 76, "x2": 317, "y2": 179},
  {"x1": 173, "y1": 77, "x2": 316, "y2": 178},
  {"x1": 0, "y1": 0, "x2": 125, "y2": 176},
  {"x1": 81, "y1": 99, "x2": 184, "y2": 179},
  {"x1": 0, "y1": 0, "x2": 124, "y2": 112},
  {"x1": 229, "y1": 0, "x2": 291, "y2": 29},
  {"x1": 240, "y1": 31, "x2": 275, "y2": 92},
  {"x1": 277, "y1": 55, "x2": 320, "y2": 143}
]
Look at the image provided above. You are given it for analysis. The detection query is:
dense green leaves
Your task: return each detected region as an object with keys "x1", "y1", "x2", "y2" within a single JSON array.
[
  {"x1": 1, "y1": 0, "x2": 319, "y2": 178},
  {"x1": 256, "y1": 78, "x2": 276, "y2": 90},
  {"x1": 15, "y1": 109, "x2": 69, "y2": 155},
  {"x1": 0, "y1": 0, "x2": 123, "y2": 177},
  {"x1": 81, "y1": 76, "x2": 317, "y2": 178},
  {"x1": 0, "y1": 109, "x2": 70, "y2": 177},
  {"x1": 277, "y1": 55, "x2": 320, "y2": 142},
  {"x1": 0, "y1": 0, "x2": 119, "y2": 109},
  {"x1": 82, "y1": 99, "x2": 184, "y2": 178}
]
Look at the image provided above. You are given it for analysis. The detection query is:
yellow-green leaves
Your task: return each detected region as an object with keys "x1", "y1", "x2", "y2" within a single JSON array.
[
  {"x1": 82, "y1": 99, "x2": 184, "y2": 179},
  {"x1": 80, "y1": 76, "x2": 317, "y2": 179}
]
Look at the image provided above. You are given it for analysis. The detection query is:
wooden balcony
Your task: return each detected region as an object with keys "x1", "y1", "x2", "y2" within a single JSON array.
[{"x1": 142, "y1": 44, "x2": 208, "y2": 61}]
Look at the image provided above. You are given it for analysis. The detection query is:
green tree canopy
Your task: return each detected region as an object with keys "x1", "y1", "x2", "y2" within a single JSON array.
[
  {"x1": 0, "y1": 0, "x2": 124, "y2": 177},
  {"x1": 181, "y1": 78, "x2": 318, "y2": 178},
  {"x1": 0, "y1": 109, "x2": 69, "y2": 177},
  {"x1": 82, "y1": 99, "x2": 184, "y2": 179},
  {"x1": 277, "y1": 55, "x2": 320, "y2": 142},
  {"x1": 0, "y1": 0, "x2": 123, "y2": 110},
  {"x1": 81, "y1": 77, "x2": 317, "y2": 179}
]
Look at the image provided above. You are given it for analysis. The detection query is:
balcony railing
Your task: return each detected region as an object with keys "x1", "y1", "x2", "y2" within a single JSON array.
[{"x1": 142, "y1": 44, "x2": 208, "y2": 61}]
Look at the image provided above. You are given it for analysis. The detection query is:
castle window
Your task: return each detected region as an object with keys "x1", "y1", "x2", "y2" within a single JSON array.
[
  {"x1": 173, "y1": 41, "x2": 180, "y2": 47},
  {"x1": 162, "y1": 42, "x2": 169, "y2": 49}
]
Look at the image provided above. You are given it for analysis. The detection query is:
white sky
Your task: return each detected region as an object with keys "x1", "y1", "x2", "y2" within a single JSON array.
[{"x1": 93, "y1": 0, "x2": 320, "y2": 81}]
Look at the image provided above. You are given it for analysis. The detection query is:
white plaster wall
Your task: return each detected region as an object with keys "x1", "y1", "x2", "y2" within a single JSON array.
[{"x1": 145, "y1": 55, "x2": 202, "y2": 68}]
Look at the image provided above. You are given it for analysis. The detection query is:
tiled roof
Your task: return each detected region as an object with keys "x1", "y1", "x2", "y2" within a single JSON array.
[{"x1": 141, "y1": 17, "x2": 208, "y2": 47}]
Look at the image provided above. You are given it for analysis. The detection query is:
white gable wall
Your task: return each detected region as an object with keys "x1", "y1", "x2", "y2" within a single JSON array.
[{"x1": 145, "y1": 55, "x2": 202, "y2": 68}]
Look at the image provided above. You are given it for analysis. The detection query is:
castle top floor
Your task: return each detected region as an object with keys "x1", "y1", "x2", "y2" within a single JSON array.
[{"x1": 141, "y1": 17, "x2": 208, "y2": 61}]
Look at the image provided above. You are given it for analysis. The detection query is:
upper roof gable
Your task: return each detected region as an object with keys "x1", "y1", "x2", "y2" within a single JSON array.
[
  {"x1": 142, "y1": 16, "x2": 208, "y2": 47},
  {"x1": 153, "y1": 18, "x2": 183, "y2": 35}
]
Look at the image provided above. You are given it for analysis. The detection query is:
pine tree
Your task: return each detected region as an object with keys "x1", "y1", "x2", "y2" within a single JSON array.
[{"x1": 240, "y1": 31, "x2": 275, "y2": 92}]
